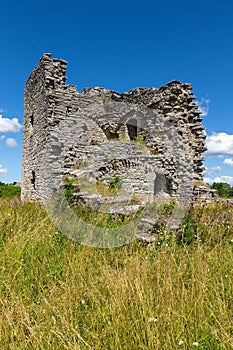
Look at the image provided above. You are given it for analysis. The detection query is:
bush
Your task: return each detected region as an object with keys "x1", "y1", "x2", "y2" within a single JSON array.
[{"x1": 0, "y1": 182, "x2": 21, "y2": 199}]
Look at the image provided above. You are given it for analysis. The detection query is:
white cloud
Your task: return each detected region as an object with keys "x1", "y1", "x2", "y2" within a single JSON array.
[
  {"x1": 5, "y1": 138, "x2": 18, "y2": 148},
  {"x1": 213, "y1": 176, "x2": 233, "y2": 186},
  {"x1": 204, "y1": 176, "x2": 233, "y2": 187},
  {"x1": 223, "y1": 158, "x2": 233, "y2": 167},
  {"x1": 0, "y1": 135, "x2": 5, "y2": 141},
  {"x1": 0, "y1": 114, "x2": 22, "y2": 133},
  {"x1": 204, "y1": 166, "x2": 222, "y2": 176},
  {"x1": 198, "y1": 97, "x2": 210, "y2": 117},
  {"x1": 205, "y1": 132, "x2": 233, "y2": 156},
  {"x1": 0, "y1": 164, "x2": 8, "y2": 174},
  {"x1": 204, "y1": 177, "x2": 214, "y2": 185}
]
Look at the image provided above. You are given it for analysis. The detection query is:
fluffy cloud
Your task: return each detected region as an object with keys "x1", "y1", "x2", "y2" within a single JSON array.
[
  {"x1": 5, "y1": 138, "x2": 18, "y2": 148},
  {"x1": 0, "y1": 114, "x2": 22, "y2": 133},
  {"x1": 205, "y1": 133, "x2": 233, "y2": 156},
  {"x1": 204, "y1": 176, "x2": 233, "y2": 187},
  {"x1": 0, "y1": 164, "x2": 8, "y2": 174},
  {"x1": 0, "y1": 135, "x2": 5, "y2": 141},
  {"x1": 204, "y1": 166, "x2": 222, "y2": 176},
  {"x1": 223, "y1": 158, "x2": 233, "y2": 167},
  {"x1": 198, "y1": 97, "x2": 210, "y2": 117},
  {"x1": 204, "y1": 177, "x2": 213, "y2": 185}
]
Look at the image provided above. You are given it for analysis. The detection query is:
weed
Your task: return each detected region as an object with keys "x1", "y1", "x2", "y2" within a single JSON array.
[
  {"x1": 0, "y1": 197, "x2": 233, "y2": 349},
  {"x1": 109, "y1": 175, "x2": 122, "y2": 191}
]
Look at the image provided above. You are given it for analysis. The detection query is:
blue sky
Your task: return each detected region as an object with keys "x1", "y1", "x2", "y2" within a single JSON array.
[{"x1": 0, "y1": 0, "x2": 233, "y2": 185}]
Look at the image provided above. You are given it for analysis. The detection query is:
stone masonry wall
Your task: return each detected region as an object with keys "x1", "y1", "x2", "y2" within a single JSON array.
[{"x1": 21, "y1": 54, "x2": 206, "y2": 204}]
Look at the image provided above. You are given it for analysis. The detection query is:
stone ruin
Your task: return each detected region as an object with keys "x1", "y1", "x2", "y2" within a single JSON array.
[{"x1": 21, "y1": 54, "x2": 207, "y2": 219}]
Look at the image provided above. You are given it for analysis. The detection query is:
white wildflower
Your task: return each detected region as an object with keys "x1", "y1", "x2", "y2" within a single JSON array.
[
  {"x1": 178, "y1": 340, "x2": 184, "y2": 345},
  {"x1": 148, "y1": 317, "x2": 157, "y2": 323},
  {"x1": 193, "y1": 342, "x2": 199, "y2": 346}
]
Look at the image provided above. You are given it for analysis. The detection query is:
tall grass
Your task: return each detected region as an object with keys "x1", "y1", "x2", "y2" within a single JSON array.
[{"x1": 1, "y1": 197, "x2": 233, "y2": 349}]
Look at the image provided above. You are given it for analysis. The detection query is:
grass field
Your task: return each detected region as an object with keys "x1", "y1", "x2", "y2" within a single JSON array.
[{"x1": 1, "y1": 197, "x2": 233, "y2": 349}]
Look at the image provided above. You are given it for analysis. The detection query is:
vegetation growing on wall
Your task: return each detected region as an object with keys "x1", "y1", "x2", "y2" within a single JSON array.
[{"x1": 109, "y1": 175, "x2": 122, "y2": 191}]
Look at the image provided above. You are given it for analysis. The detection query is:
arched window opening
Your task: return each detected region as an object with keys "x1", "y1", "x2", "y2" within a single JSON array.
[
  {"x1": 154, "y1": 174, "x2": 167, "y2": 195},
  {"x1": 101, "y1": 123, "x2": 121, "y2": 140},
  {"x1": 127, "y1": 119, "x2": 137, "y2": 141}
]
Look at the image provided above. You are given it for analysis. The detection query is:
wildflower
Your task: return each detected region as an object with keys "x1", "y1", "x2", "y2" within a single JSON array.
[
  {"x1": 178, "y1": 340, "x2": 184, "y2": 345},
  {"x1": 193, "y1": 342, "x2": 199, "y2": 346},
  {"x1": 81, "y1": 300, "x2": 85, "y2": 305},
  {"x1": 148, "y1": 317, "x2": 158, "y2": 323}
]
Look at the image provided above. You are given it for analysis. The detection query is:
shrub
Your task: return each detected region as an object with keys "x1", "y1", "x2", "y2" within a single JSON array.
[
  {"x1": 109, "y1": 175, "x2": 122, "y2": 191},
  {"x1": 0, "y1": 182, "x2": 21, "y2": 199}
]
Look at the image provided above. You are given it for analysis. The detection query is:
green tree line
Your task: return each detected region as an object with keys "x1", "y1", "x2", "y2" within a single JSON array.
[{"x1": 211, "y1": 182, "x2": 233, "y2": 198}]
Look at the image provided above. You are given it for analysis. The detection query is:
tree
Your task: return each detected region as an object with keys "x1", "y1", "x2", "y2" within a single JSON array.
[{"x1": 211, "y1": 182, "x2": 233, "y2": 198}]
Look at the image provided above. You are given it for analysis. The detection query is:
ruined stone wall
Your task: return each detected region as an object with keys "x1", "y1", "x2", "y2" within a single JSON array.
[{"x1": 21, "y1": 54, "x2": 206, "y2": 204}]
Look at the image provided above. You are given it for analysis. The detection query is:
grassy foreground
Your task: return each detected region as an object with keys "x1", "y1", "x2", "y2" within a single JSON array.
[{"x1": 1, "y1": 197, "x2": 233, "y2": 349}]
